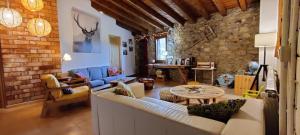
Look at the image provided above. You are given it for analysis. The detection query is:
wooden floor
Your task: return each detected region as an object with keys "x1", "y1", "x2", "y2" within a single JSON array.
[{"x1": 0, "y1": 81, "x2": 233, "y2": 135}]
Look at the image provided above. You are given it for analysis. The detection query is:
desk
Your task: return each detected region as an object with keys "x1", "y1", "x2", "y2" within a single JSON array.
[
  {"x1": 148, "y1": 64, "x2": 190, "y2": 84},
  {"x1": 192, "y1": 67, "x2": 216, "y2": 85}
]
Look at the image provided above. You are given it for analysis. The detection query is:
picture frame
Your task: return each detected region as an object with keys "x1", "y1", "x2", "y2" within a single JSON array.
[
  {"x1": 122, "y1": 42, "x2": 127, "y2": 47},
  {"x1": 123, "y1": 50, "x2": 128, "y2": 55}
]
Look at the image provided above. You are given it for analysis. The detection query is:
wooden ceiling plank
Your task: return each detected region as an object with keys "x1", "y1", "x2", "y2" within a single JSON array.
[
  {"x1": 149, "y1": 0, "x2": 186, "y2": 25},
  {"x1": 195, "y1": 0, "x2": 210, "y2": 19},
  {"x1": 95, "y1": 0, "x2": 155, "y2": 31},
  {"x1": 238, "y1": 0, "x2": 247, "y2": 11},
  {"x1": 128, "y1": 0, "x2": 174, "y2": 27},
  {"x1": 172, "y1": 0, "x2": 198, "y2": 22},
  {"x1": 91, "y1": 1, "x2": 148, "y2": 33},
  {"x1": 110, "y1": 0, "x2": 165, "y2": 30},
  {"x1": 116, "y1": 21, "x2": 141, "y2": 35},
  {"x1": 212, "y1": 0, "x2": 227, "y2": 16}
]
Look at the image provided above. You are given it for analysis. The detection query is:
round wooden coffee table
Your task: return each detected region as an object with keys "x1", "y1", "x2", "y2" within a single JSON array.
[{"x1": 170, "y1": 85, "x2": 225, "y2": 105}]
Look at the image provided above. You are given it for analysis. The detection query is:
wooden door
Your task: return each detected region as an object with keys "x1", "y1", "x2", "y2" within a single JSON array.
[{"x1": 109, "y1": 35, "x2": 121, "y2": 68}]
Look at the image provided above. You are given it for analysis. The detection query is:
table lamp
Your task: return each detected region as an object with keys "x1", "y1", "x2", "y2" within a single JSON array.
[{"x1": 62, "y1": 53, "x2": 72, "y2": 62}]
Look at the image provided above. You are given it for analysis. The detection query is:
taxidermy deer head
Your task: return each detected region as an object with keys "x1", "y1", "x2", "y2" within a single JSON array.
[{"x1": 74, "y1": 14, "x2": 99, "y2": 41}]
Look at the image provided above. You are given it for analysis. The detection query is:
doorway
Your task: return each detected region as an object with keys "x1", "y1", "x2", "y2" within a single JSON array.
[{"x1": 109, "y1": 35, "x2": 121, "y2": 68}]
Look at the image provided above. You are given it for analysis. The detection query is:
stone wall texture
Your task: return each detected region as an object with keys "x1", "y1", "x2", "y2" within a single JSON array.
[
  {"x1": 0, "y1": 0, "x2": 61, "y2": 106},
  {"x1": 147, "y1": 4, "x2": 259, "y2": 83}
]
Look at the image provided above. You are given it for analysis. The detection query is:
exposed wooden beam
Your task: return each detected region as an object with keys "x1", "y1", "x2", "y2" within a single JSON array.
[
  {"x1": 91, "y1": 1, "x2": 148, "y2": 33},
  {"x1": 172, "y1": 0, "x2": 198, "y2": 22},
  {"x1": 94, "y1": 0, "x2": 155, "y2": 31},
  {"x1": 128, "y1": 0, "x2": 174, "y2": 27},
  {"x1": 212, "y1": 0, "x2": 227, "y2": 16},
  {"x1": 116, "y1": 21, "x2": 141, "y2": 35},
  {"x1": 195, "y1": 0, "x2": 209, "y2": 19},
  {"x1": 238, "y1": 0, "x2": 247, "y2": 11},
  {"x1": 148, "y1": 0, "x2": 186, "y2": 25},
  {"x1": 109, "y1": 0, "x2": 165, "y2": 30}
]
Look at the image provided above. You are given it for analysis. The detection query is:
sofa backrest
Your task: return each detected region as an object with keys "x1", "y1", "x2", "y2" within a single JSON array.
[
  {"x1": 69, "y1": 66, "x2": 110, "y2": 81},
  {"x1": 92, "y1": 89, "x2": 226, "y2": 135}
]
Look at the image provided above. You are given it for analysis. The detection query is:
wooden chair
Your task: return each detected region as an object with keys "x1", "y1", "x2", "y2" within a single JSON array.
[
  {"x1": 242, "y1": 85, "x2": 265, "y2": 98},
  {"x1": 41, "y1": 74, "x2": 91, "y2": 117}
]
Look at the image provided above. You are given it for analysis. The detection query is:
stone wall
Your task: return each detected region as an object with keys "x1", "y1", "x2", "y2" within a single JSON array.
[
  {"x1": 147, "y1": 4, "x2": 259, "y2": 83},
  {"x1": 0, "y1": 0, "x2": 61, "y2": 106}
]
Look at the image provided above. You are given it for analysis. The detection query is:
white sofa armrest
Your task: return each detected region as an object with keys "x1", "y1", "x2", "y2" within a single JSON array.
[{"x1": 128, "y1": 82, "x2": 145, "y2": 98}]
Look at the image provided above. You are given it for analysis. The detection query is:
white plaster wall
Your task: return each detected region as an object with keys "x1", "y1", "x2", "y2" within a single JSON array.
[
  {"x1": 57, "y1": 0, "x2": 135, "y2": 76},
  {"x1": 259, "y1": 0, "x2": 279, "y2": 70}
]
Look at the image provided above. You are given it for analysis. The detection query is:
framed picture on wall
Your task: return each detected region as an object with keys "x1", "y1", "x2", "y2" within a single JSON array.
[
  {"x1": 129, "y1": 46, "x2": 133, "y2": 52},
  {"x1": 72, "y1": 8, "x2": 101, "y2": 53},
  {"x1": 123, "y1": 49, "x2": 128, "y2": 55},
  {"x1": 122, "y1": 42, "x2": 127, "y2": 47},
  {"x1": 128, "y1": 39, "x2": 133, "y2": 45}
]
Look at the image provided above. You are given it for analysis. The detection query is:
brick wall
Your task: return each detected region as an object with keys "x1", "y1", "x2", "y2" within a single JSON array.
[{"x1": 0, "y1": 0, "x2": 61, "y2": 106}]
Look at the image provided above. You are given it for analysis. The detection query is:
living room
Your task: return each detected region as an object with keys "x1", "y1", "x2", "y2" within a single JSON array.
[{"x1": 0, "y1": 0, "x2": 298, "y2": 135}]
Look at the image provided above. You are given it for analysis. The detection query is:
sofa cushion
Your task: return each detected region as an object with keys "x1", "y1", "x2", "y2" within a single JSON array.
[
  {"x1": 90, "y1": 80, "x2": 105, "y2": 88},
  {"x1": 71, "y1": 68, "x2": 91, "y2": 81},
  {"x1": 116, "y1": 82, "x2": 136, "y2": 98},
  {"x1": 102, "y1": 74, "x2": 126, "y2": 84},
  {"x1": 100, "y1": 66, "x2": 109, "y2": 78},
  {"x1": 221, "y1": 99, "x2": 264, "y2": 135},
  {"x1": 141, "y1": 97, "x2": 187, "y2": 113},
  {"x1": 57, "y1": 86, "x2": 89, "y2": 101},
  {"x1": 88, "y1": 67, "x2": 103, "y2": 80},
  {"x1": 108, "y1": 66, "x2": 120, "y2": 76}
]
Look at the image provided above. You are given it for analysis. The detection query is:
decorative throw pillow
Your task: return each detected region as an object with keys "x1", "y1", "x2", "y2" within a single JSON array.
[
  {"x1": 62, "y1": 88, "x2": 73, "y2": 94},
  {"x1": 108, "y1": 67, "x2": 120, "y2": 76},
  {"x1": 187, "y1": 99, "x2": 246, "y2": 123},
  {"x1": 114, "y1": 82, "x2": 136, "y2": 98}
]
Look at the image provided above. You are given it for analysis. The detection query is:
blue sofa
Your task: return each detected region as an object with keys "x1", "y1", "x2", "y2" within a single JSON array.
[{"x1": 69, "y1": 66, "x2": 126, "y2": 88}]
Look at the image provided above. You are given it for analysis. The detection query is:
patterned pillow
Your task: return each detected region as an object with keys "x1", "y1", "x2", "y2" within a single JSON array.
[
  {"x1": 62, "y1": 88, "x2": 73, "y2": 94},
  {"x1": 187, "y1": 99, "x2": 246, "y2": 123},
  {"x1": 108, "y1": 67, "x2": 120, "y2": 76},
  {"x1": 113, "y1": 82, "x2": 136, "y2": 98}
]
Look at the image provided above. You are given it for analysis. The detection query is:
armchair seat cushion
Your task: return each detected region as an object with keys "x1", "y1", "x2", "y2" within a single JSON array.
[
  {"x1": 56, "y1": 86, "x2": 89, "y2": 101},
  {"x1": 90, "y1": 80, "x2": 105, "y2": 88},
  {"x1": 102, "y1": 74, "x2": 126, "y2": 84}
]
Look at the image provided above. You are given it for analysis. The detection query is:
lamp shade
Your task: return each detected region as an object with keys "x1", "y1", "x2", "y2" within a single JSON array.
[
  {"x1": 254, "y1": 32, "x2": 277, "y2": 48},
  {"x1": 21, "y1": 0, "x2": 44, "y2": 11},
  {"x1": 27, "y1": 18, "x2": 51, "y2": 37},
  {"x1": 0, "y1": 7, "x2": 22, "y2": 28},
  {"x1": 63, "y1": 53, "x2": 72, "y2": 61}
]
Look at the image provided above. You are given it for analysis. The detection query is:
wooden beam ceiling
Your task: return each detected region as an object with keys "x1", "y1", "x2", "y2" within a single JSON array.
[
  {"x1": 90, "y1": 0, "x2": 258, "y2": 34},
  {"x1": 187, "y1": 0, "x2": 210, "y2": 19},
  {"x1": 94, "y1": 0, "x2": 155, "y2": 31},
  {"x1": 237, "y1": 0, "x2": 247, "y2": 11},
  {"x1": 148, "y1": 0, "x2": 186, "y2": 25},
  {"x1": 91, "y1": 1, "x2": 148, "y2": 33},
  {"x1": 171, "y1": 0, "x2": 198, "y2": 22},
  {"x1": 212, "y1": 0, "x2": 227, "y2": 16},
  {"x1": 109, "y1": 0, "x2": 165, "y2": 30},
  {"x1": 128, "y1": 0, "x2": 174, "y2": 27}
]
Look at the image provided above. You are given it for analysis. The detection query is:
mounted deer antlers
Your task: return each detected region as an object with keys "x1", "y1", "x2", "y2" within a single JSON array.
[{"x1": 74, "y1": 14, "x2": 99, "y2": 39}]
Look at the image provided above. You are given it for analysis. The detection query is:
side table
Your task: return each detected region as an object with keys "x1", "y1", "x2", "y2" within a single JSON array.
[{"x1": 138, "y1": 78, "x2": 154, "y2": 90}]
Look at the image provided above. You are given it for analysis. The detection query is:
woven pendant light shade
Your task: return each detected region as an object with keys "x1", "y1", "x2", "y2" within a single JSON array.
[
  {"x1": 0, "y1": 7, "x2": 22, "y2": 28},
  {"x1": 21, "y1": 0, "x2": 44, "y2": 11},
  {"x1": 27, "y1": 18, "x2": 51, "y2": 37}
]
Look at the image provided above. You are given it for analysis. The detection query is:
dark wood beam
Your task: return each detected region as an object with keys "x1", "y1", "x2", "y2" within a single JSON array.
[
  {"x1": 109, "y1": 0, "x2": 164, "y2": 30},
  {"x1": 91, "y1": 1, "x2": 148, "y2": 33},
  {"x1": 172, "y1": 0, "x2": 198, "y2": 22},
  {"x1": 212, "y1": 0, "x2": 227, "y2": 16},
  {"x1": 195, "y1": 0, "x2": 209, "y2": 19},
  {"x1": 238, "y1": 0, "x2": 247, "y2": 11},
  {"x1": 148, "y1": 0, "x2": 186, "y2": 25},
  {"x1": 95, "y1": 0, "x2": 155, "y2": 31},
  {"x1": 116, "y1": 21, "x2": 141, "y2": 35},
  {"x1": 128, "y1": 0, "x2": 174, "y2": 27}
]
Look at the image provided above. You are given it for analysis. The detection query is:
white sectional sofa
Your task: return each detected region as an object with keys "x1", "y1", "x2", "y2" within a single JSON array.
[{"x1": 91, "y1": 82, "x2": 265, "y2": 135}]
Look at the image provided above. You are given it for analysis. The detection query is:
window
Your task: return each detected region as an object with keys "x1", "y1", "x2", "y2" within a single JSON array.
[{"x1": 156, "y1": 37, "x2": 167, "y2": 60}]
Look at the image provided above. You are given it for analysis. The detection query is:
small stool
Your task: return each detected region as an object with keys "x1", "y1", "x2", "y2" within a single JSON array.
[
  {"x1": 159, "y1": 88, "x2": 185, "y2": 103},
  {"x1": 138, "y1": 78, "x2": 154, "y2": 90}
]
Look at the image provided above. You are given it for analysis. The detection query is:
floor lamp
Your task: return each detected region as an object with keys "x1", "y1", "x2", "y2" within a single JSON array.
[{"x1": 250, "y1": 32, "x2": 277, "y2": 90}]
